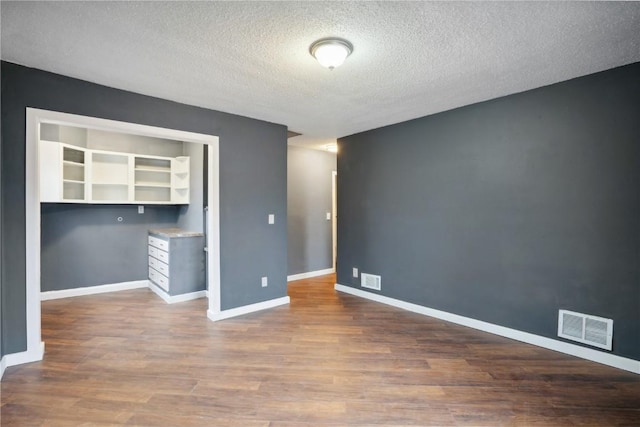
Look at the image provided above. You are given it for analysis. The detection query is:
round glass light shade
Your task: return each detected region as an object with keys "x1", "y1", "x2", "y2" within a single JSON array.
[{"x1": 310, "y1": 38, "x2": 353, "y2": 70}]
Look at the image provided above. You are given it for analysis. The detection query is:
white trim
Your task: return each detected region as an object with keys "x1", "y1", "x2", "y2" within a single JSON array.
[
  {"x1": 25, "y1": 108, "x2": 221, "y2": 371},
  {"x1": 287, "y1": 268, "x2": 335, "y2": 282},
  {"x1": 207, "y1": 296, "x2": 290, "y2": 322},
  {"x1": 148, "y1": 281, "x2": 207, "y2": 304},
  {"x1": 26, "y1": 109, "x2": 42, "y2": 363},
  {"x1": 40, "y1": 280, "x2": 149, "y2": 301},
  {"x1": 2, "y1": 341, "x2": 46, "y2": 376},
  {"x1": 334, "y1": 284, "x2": 640, "y2": 375},
  {"x1": 40, "y1": 278, "x2": 207, "y2": 305},
  {"x1": 207, "y1": 143, "x2": 221, "y2": 315},
  {"x1": 332, "y1": 170, "x2": 337, "y2": 270},
  {"x1": 0, "y1": 356, "x2": 6, "y2": 380}
]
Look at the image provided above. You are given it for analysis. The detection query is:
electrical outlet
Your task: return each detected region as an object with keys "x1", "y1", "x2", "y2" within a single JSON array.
[
  {"x1": 268, "y1": 214, "x2": 275, "y2": 224},
  {"x1": 261, "y1": 276, "x2": 268, "y2": 287},
  {"x1": 352, "y1": 268, "x2": 358, "y2": 278},
  {"x1": 138, "y1": 205, "x2": 144, "y2": 214}
]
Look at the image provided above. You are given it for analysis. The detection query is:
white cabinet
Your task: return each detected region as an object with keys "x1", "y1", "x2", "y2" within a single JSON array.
[
  {"x1": 40, "y1": 141, "x2": 87, "y2": 203},
  {"x1": 147, "y1": 230, "x2": 205, "y2": 297},
  {"x1": 39, "y1": 140, "x2": 190, "y2": 205}
]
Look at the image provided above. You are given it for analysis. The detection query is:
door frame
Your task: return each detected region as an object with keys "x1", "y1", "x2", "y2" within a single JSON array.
[
  {"x1": 332, "y1": 170, "x2": 337, "y2": 270},
  {"x1": 22, "y1": 108, "x2": 220, "y2": 365}
]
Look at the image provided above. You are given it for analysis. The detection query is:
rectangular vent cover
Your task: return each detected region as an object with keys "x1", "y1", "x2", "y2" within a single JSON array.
[
  {"x1": 558, "y1": 309, "x2": 613, "y2": 350},
  {"x1": 361, "y1": 273, "x2": 381, "y2": 291}
]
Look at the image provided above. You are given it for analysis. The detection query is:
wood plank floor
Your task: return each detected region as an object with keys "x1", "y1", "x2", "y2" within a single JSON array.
[{"x1": 2, "y1": 274, "x2": 639, "y2": 426}]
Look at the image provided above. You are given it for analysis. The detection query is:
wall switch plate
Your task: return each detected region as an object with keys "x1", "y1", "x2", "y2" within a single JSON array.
[
  {"x1": 326, "y1": 212, "x2": 331, "y2": 220},
  {"x1": 353, "y1": 268, "x2": 358, "y2": 278},
  {"x1": 138, "y1": 205, "x2": 144, "y2": 214},
  {"x1": 261, "y1": 276, "x2": 268, "y2": 287},
  {"x1": 268, "y1": 214, "x2": 275, "y2": 224}
]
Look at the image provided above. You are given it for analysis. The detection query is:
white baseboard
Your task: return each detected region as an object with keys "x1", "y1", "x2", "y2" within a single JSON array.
[
  {"x1": 0, "y1": 355, "x2": 6, "y2": 380},
  {"x1": 1, "y1": 341, "x2": 46, "y2": 380},
  {"x1": 41, "y1": 280, "x2": 149, "y2": 301},
  {"x1": 148, "y1": 281, "x2": 207, "y2": 304},
  {"x1": 288, "y1": 268, "x2": 335, "y2": 282},
  {"x1": 41, "y1": 279, "x2": 206, "y2": 305},
  {"x1": 208, "y1": 296, "x2": 290, "y2": 322},
  {"x1": 335, "y1": 284, "x2": 640, "y2": 375}
]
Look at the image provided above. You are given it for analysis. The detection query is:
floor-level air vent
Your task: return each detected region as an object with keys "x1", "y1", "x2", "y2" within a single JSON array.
[
  {"x1": 361, "y1": 273, "x2": 381, "y2": 291},
  {"x1": 558, "y1": 309, "x2": 613, "y2": 351}
]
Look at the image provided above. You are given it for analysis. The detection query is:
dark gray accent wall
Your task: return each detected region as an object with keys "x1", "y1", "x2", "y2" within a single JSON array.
[
  {"x1": 287, "y1": 146, "x2": 336, "y2": 275},
  {"x1": 40, "y1": 205, "x2": 180, "y2": 291},
  {"x1": 338, "y1": 62, "x2": 640, "y2": 360},
  {"x1": 1, "y1": 61, "x2": 288, "y2": 354},
  {"x1": 0, "y1": 77, "x2": 3, "y2": 360}
]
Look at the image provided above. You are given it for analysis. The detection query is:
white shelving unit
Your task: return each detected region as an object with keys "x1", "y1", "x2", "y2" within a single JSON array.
[
  {"x1": 61, "y1": 146, "x2": 86, "y2": 201},
  {"x1": 39, "y1": 140, "x2": 190, "y2": 205},
  {"x1": 91, "y1": 151, "x2": 130, "y2": 202},
  {"x1": 134, "y1": 156, "x2": 172, "y2": 203},
  {"x1": 171, "y1": 157, "x2": 190, "y2": 204}
]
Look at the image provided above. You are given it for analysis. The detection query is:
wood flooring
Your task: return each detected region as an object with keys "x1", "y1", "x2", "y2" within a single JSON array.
[{"x1": 2, "y1": 274, "x2": 639, "y2": 426}]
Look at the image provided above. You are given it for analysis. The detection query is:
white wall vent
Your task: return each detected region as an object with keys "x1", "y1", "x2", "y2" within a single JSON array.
[
  {"x1": 361, "y1": 273, "x2": 381, "y2": 291},
  {"x1": 558, "y1": 309, "x2": 613, "y2": 351}
]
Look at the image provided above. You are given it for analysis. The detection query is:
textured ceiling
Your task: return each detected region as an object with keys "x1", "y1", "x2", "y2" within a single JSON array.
[{"x1": 2, "y1": 1, "x2": 640, "y2": 150}]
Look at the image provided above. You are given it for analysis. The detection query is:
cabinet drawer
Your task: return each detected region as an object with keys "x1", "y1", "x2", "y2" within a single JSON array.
[
  {"x1": 148, "y1": 245, "x2": 158, "y2": 258},
  {"x1": 148, "y1": 266, "x2": 158, "y2": 282},
  {"x1": 149, "y1": 267, "x2": 169, "y2": 292},
  {"x1": 148, "y1": 255, "x2": 158, "y2": 270},
  {"x1": 148, "y1": 235, "x2": 169, "y2": 251},
  {"x1": 155, "y1": 249, "x2": 169, "y2": 263},
  {"x1": 155, "y1": 273, "x2": 169, "y2": 292},
  {"x1": 155, "y1": 259, "x2": 169, "y2": 277},
  {"x1": 148, "y1": 256, "x2": 169, "y2": 276}
]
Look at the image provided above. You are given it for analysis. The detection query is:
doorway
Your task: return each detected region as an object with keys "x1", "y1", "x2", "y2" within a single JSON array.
[{"x1": 23, "y1": 108, "x2": 220, "y2": 365}]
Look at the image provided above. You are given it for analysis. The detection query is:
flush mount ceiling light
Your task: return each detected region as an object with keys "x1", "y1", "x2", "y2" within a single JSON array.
[
  {"x1": 310, "y1": 38, "x2": 353, "y2": 70},
  {"x1": 325, "y1": 143, "x2": 338, "y2": 153}
]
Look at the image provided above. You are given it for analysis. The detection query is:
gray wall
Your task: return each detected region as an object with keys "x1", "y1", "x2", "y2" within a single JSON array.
[
  {"x1": 337, "y1": 62, "x2": 640, "y2": 360},
  {"x1": 287, "y1": 146, "x2": 336, "y2": 275},
  {"x1": 1, "y1": 61, "x2": 288, "y2": 355},
  {"x1": 41, "y1": 205, "x2": 180, "y2": 291},
  {"x1": 0, "y1": 86, "x2": 3, "y2": 360}
]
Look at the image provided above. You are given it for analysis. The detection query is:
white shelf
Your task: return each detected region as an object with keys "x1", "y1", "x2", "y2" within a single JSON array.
[
  {"x1": 39, "y1": 141, "x2": 190, "y2": 205},
  {"x1": 135, "y1": 182, "x2": 171, "y2": 188},
  {"x1": 92, "y1": 182, "x2": 128, "y2": 186},
  {"x1": 135, "y1": 166, "x2": 171, "y2": 173},
  {"x1": 63, "y1": 160, "x2": 84, "y2": 167}
]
